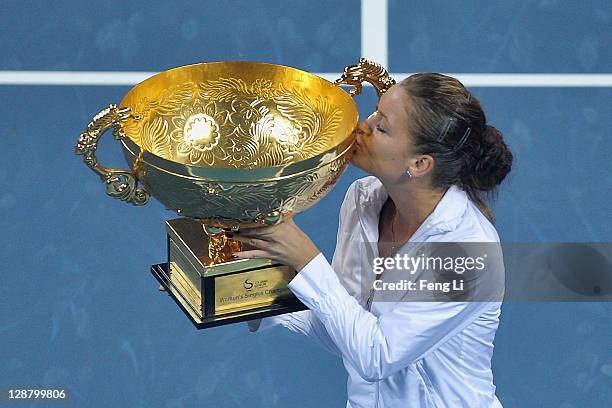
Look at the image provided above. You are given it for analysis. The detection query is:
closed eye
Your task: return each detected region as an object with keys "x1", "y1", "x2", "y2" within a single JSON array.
[{"x1": 375, "y1": 124, "x2": 386, "y2": 133}]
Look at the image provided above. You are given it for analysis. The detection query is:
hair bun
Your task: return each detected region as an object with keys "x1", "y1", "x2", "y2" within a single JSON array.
[{"x1": 464, "y1": 125, "x2": 513, "y2": 192}]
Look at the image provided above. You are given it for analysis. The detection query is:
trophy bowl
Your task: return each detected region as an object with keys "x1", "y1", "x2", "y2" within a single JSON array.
[
  {"x1": 75, "y1": 60, "x2": 395, "y2": 228},
  {"x1": 76, "y1": 59, "x2": 395, "y2": 328}
]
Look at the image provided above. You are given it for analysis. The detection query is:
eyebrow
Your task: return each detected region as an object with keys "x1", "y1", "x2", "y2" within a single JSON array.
[{"x1": 375, "y1": 105, "x2": 387, "y2": 119}]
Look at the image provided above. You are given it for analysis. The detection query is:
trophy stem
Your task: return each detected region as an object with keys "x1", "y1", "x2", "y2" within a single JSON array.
[{"x1": 201, "y1": 223, "x2": 242, "y2": 265}]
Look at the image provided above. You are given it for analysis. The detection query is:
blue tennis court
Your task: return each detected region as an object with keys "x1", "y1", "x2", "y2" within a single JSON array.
[{"x1": 1, "y1": 1, "x2": 611, "y2": 406}]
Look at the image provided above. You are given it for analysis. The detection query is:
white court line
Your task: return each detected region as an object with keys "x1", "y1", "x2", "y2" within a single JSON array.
[
  {"x1": 320, "y1": 73, "x2": 612, "y2": 87},
  {"x1": 361, "y1": 0, "x2": 388, "y2": 69},
  {"x1": 1, "y1": 71, "x2": 612, "y2": 87},
  {"x1": 0, "y1": 71, "x2": 156, "y2": 86}
]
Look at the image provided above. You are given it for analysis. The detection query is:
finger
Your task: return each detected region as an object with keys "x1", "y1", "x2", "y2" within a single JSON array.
[
  {"x1": 232, "y1": 250, "x2": 275, "y2": 260},
  {"x1": 230, "y1": 235, "x2": 269, "y2": 248},
  {"x1": 232, "y1": 230, "x2": 269, "y2": 239},
  {"x1": 235, "y1": 225, "x2": 279, "y2": 236},
  {"x1": 231, "y1": 230, "x2": 278, "y2": 241}
]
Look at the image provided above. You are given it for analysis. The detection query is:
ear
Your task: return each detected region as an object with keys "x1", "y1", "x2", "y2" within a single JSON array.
[{"x1": 408, "y1": 155, "x2": 435, "y2": 177}]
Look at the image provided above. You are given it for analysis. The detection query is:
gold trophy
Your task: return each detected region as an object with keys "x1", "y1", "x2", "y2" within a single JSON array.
[{"x1": 75, "y1": 59, "x2": 395, "y2": 328}]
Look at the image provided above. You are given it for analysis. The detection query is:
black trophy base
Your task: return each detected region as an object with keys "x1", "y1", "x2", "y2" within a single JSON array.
[{"x1": 151, "y1": 263, "x2": 307, "y2": 329}]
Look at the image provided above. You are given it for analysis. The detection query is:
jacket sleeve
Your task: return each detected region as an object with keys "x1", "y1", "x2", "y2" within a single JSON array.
[
  {"x1": 247, "y1": 310, "x2": 341, "y2": 356},
  {"x1": 287, "y1": 253, "x2": 500, "y2": 382}
]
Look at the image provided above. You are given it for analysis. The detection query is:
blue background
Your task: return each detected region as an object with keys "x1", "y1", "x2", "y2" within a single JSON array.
[{"x1": 1, "y1": 1, "x2": 611, "y2": 407}]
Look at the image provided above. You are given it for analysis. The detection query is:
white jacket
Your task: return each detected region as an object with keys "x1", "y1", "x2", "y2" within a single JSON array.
[{"x1": 249, "y1": 176, "x2": 504, "y2": 408}]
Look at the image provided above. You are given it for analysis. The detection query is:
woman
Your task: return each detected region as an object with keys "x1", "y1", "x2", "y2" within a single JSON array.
[{"x1": 230, "y1": 73, "x2": 513, "y2": 407}]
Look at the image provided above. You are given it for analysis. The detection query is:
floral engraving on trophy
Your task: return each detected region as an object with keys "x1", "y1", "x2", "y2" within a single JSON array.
[
  {"x1": 123, "y1": 78, "x2": 342, "y2": 169},
  {"x1": 196, "y1": 77, "x2": 341, "y2": 168},
  {"x1": 123, "y1": 78, "x2": 341, "y2": 168},
  {"x1": 183, "y1": 114, "x2": 218, "y2": 148},
  {"x1": 169, "y1": 100, "x2": 228, "y2": 165},
  {"x1": 121, "y1": 82, "x2": 196, "y2": 154},
  {"x1": 139, "y1": 116, "x2": 171, "y2": 159}
]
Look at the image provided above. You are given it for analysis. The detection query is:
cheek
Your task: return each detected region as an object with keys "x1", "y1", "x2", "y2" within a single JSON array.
[
  {"x1": 379, "y1": 156, "x2": 404, "y2": 173},
  {"x1": 372, "y1": 140, "x2": 401, "y2": 161},
  {"x1": 375, "y1": 145, "x2": 409, "y2": 173}
]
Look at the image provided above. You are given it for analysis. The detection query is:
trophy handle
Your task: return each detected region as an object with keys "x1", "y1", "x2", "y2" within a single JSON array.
[
  {"x1": 334, "y1": 58, "x2": 396, "y2": 97},
  {"x1": 75, "y1": 104, "x2": 150, "y2": 205}
]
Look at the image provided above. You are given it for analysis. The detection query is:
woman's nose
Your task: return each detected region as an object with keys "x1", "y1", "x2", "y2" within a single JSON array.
[{"x1": 357, "y1": 119, "x2": 372, "y2": 136}]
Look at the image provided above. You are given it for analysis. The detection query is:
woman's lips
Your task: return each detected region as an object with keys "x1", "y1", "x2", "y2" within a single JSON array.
[
  {"x1": 353, "y1": 127, "x2": 369, "y2": 151},
  {"x1": 355, "y1": 137, "x2": 367, "y2": 151},
  {"x1": 354, "y1": 134, "x2": 364, "y2": 150}
]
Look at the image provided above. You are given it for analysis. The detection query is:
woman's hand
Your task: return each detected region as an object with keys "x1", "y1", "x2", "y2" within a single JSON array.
[{"x1": 228, "y1": 218, "x2": 320, "y2": 272}]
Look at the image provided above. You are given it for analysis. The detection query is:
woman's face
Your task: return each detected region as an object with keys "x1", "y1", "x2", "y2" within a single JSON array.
[{"x1": 350, "y1": 84, "x2": 416, "y2": 182}]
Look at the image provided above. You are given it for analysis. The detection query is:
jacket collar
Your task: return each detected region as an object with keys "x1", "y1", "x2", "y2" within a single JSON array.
[{"x1": 355, "y1": 177, "x2": 469, "y2": 243}]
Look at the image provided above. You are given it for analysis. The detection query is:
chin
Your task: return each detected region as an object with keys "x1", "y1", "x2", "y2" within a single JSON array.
[
  {"x1": 349, "y1": 154, "x2": 371, "y2": 174},
  {"x1": 348, "y1": 151, "x2": 361, "y2": 167}
]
